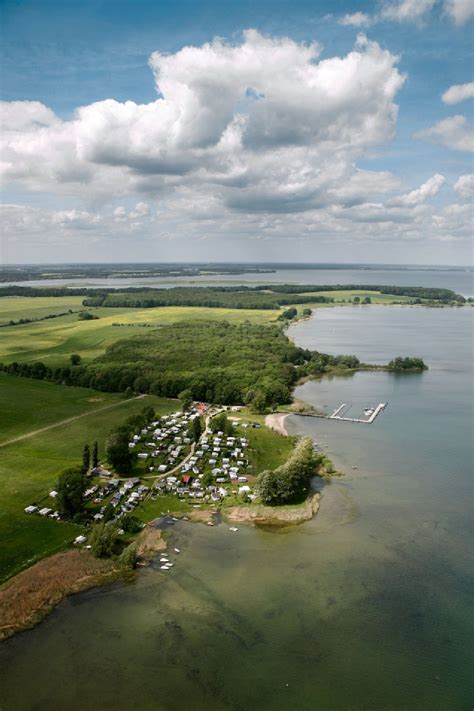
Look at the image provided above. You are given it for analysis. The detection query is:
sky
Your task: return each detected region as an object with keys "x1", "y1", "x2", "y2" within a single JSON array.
[{"x1": 0, "y1": 0, "x2": 473, "y2": 265}]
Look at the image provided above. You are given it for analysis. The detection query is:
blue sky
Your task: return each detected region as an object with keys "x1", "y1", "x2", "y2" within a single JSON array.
[{"x1": 0, "y1": 0, "x2": 472, "y2": 264}]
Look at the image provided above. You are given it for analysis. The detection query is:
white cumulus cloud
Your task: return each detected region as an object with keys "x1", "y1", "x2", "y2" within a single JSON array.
[
  {"x1": 454, "y1": 173, "x2": 474, "y2": 198},
  {"x1": 0, "y1": 31, "x2": 405, "y2": 216},
  {"x1": 390, "y1": 174, "x2": 446, "y2": 206},
  {"x1": 415, "y1": 115, "x2": 474, "y2": 152},
  {"x1": 442, "y1": 82, "x2": 474, "y2": 105}
]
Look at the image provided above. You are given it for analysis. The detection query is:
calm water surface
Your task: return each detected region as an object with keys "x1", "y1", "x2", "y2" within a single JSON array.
[
  {"x1": 4, "y1": 266, "x2": 474, "y2": 296},
  {"x1": 0, "y1": 307, "x2": 472, "y2": 710}
]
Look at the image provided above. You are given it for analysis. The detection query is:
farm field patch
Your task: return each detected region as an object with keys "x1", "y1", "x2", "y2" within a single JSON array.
[{"x1": 0, "y1": 296, "x2": 84, "y2": 325}]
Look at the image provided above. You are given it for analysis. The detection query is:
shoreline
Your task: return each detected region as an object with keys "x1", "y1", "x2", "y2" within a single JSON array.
[
  {"x1": 265, "y1": 412, "x2": 290, "y2": 436},
  {"x1": 224, "y1": 492, "x2": 321, "y2": 526},
  {"x1": 0, "y1": 524, "x2": 167, "y2": 642}
]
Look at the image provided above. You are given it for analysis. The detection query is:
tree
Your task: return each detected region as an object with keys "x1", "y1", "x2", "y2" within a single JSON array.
[
  {"x1": 362, "y1": 296, "x2": 371, "y2": 304},
  {"x1": 106, "y1": 430, "x2": 134, "y2": 473},
  {"x1": 250, "y1": 389, "x2": 268, "y2": 414},
  {"x1": 92, "y1": 441, "x2": 99, "y2": 468},
  {"x1": 302, "y1": 308, "x2": 312, "y2": 316},
  {"x1": 179, "y1": 388, "x2": 193, "y2": 411},
  {"x1": 70, "y1": 354, "x2": 82, "y2": 365},
  {"x1": 257, "y1": 437, "x2": 316, "y2": 505},
  {"x1": 57, "y1": 467, "x2": 86, "y2": 517},
  {"x1": 190, "y1": 416, "x2": 203, "y2": 442},
  {"x1": 209, "y1": 412, "x2": 233, "y2": 434},
  {"x1": 119, "y1": 542, "x2": 138, "y2": 570},
  {"x1": 141, "y1": 405, "x2": 155, "y2": 422},
  {"x1": 353, "y1": 296, "x2": 360, "y2": 304},
  {"x1": 82, "y1": 444, "x2": 91, "y2": 474},
  {"x1": 89, "y1": 522, "x2": 119, "y2": 558},
  {"x1": 121, "y1": 514, "x2": 142, "y2": 533}
]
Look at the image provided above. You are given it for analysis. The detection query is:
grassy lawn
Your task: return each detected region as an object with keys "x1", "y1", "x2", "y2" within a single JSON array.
[
  {"x1": 0, "y1": 302, "x2": 278, "y2": 366},
  {"x1": 0, "y1": 373, "x2": 126, "y2": 443},
  {"x1": 0, "y1": 295, "x2": 85, "y2": 325},
  {"x1": 0, "y1": 376, "x2": 176, "y2": 583}
]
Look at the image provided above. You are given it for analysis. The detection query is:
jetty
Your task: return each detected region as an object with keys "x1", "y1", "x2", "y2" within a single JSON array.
[
  {"x1": 285, "y1": 402, "x2": 387, "y2": 425},
  {"x1": 329, "y1": 402, "x2": 387, "y2": 424}
]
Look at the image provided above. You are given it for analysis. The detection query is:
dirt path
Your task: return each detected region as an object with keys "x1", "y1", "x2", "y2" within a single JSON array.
[{"x1": 0, "y1": 394, "x2": 147, "y2": 449}]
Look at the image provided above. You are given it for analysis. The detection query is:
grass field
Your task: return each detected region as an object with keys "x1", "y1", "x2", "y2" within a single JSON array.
[
  {"x1": 0, "y1": 300, "x2": 278, "y2": 366},
  {"x1": 297, "y1": 289, "x2": 416, "y2": 304},
  {"x1": 0, "y1": 374, "x2": 177, "y2": 582},
  {"x1": 0, "y1": 295, "x2": 84, "y2": 325},
  {"x1": 0, "y1": 373, "x2": 127, "y2": 443}
]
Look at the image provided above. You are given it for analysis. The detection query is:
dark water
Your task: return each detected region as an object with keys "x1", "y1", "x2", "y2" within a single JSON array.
[
  {"x1": 0, "y1": 307, "x2": 472, "y2": 710},
  {"x1": 4, "y1": 266, "x2": 474, "y2": 296}
]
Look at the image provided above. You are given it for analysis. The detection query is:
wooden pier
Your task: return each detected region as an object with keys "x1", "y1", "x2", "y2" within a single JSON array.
[
  {"x1": 329, "y1": 402, "x2": 387, "y2": 424},
  {"x1": 287, "y1": 402, "x2": 387, "y2": 425}
]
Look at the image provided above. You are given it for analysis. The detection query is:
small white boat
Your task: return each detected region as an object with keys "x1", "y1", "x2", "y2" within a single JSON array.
[
  {"x1": 229, "y1": 527, "x2": 239, "y2": 532},
  {"x1": 174, "y1": 548, "x2": 180, "y2": 553},
  {"x1": 160, "y1": 565, "x2": 170, "y2": 570},
  {"x1": 159, "y1": 557, "x2": 168, "y2": 563}
]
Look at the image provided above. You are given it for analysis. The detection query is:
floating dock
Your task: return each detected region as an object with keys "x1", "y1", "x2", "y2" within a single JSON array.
[{"x1": 329, "y1": 402, "x2": 386, "y2": 424}]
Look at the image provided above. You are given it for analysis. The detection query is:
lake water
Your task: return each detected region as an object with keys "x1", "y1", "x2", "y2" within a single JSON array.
[
  {"x1": 0, "y1": 307, "x2": 472, "y2": 710},
  {"x1": 4, "y1": 266, "x2": 474, "y2": 297}
]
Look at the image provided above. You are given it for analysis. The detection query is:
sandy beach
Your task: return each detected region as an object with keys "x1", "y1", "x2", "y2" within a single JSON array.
[{"x1": 264, "y1": 412, "x2": 289, "y2": 436}]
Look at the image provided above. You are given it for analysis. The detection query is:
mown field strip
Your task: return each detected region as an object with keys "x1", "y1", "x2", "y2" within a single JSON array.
[{"x1": 0, "y1": 394, "x2": 146, "y2": 448}]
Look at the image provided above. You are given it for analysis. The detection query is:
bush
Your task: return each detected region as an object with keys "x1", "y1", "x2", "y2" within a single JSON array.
[
  {"x1": 89, "y1": 522, "x2": 119, "y2": 558},
  {"x1": 119, "y1": 543, "x2": 138, "y2": 570}
]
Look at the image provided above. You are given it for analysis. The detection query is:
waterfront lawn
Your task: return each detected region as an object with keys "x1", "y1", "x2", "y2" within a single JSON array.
[
  {"x1": 0, "y1": 303, "x2": 277, "y2": 366},
  {"x1": 0, "y1": 379, "x2": 176, "y2": 583}
]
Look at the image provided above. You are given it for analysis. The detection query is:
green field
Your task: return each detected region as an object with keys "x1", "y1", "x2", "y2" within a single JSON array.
[
  {"x1": 0, "y1": 374, "x2": 177, "y2": 582},
  {"x1": 0, "y1": 299, "x2": 277, "y2": 366},
  {"x1": 0, "y1": 373, "x2": 126, "y2": 443},
  {"x1": 297, "y1": 289, "x2": 416, "y2": 305},
  {"x1": 0, "y1": 295, "x2": 84, "y2": 325}
]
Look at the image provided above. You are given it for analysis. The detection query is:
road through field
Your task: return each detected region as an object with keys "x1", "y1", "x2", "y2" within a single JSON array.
[{"x1": 0, "y1": 394, "x2": 147, "y2": 448}]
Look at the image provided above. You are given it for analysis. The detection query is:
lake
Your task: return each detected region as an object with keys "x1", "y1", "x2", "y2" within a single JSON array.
[
  {"x1": 3, "y1": 266, "x2": 473, "y2": 297},
  {"x1": 0, "y1": 306, "x2": 472, "y2": 710}
]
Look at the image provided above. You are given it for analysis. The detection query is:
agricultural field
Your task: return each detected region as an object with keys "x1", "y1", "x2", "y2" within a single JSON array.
[
  {"x1": 297, "y1": 289, "x2": 416, "y2": 305},
  {"x1": 0, "y1": 295, "x2": 85, "y2": 325},
  {"x1": 0, "y1": 374, "x2": 176, "y2": 582},
  {"x1": 0, "y1": 299, "x2": 278, "y2": 366}
]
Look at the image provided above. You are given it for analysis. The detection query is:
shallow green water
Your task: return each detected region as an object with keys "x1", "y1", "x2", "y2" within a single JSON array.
[{"x1": 0, "y1": 307, "x2": 472, "y2": 710}]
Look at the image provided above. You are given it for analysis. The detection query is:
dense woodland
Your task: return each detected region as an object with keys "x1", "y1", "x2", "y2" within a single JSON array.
[
  {"x1": 0, "y1": 320, "x2": 378, "y2": 410},
  {"x1": 0, "y1": 284, "x2": 465, "y2": 306}
]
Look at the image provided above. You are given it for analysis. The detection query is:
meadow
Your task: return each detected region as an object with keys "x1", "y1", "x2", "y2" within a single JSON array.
[
  {"x1": 0, "y1": 374, "x2": 176, "y2": 582},
  {"x1": 0, "y1": 295, "x2": 85, "y2": 325},
  {"x1": 0, "y1": 298, "x2": 277, "y2": 366}
]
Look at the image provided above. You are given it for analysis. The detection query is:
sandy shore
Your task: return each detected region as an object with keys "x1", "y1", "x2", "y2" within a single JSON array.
[
  {"x1": 265, "y1": 412, "x2": 289, "y2": 436},
  {"x1": 225, "y1": 493, "x2": 320, "y2": 527}
]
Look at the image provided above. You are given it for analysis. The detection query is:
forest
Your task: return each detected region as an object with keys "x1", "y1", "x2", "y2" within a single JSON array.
[
  {"x1": 0, "y1": 320, "x2": 372, "y2": 410},
  {"x1": 0, "y1": 283, "x2": 464, "y2": 306}
]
